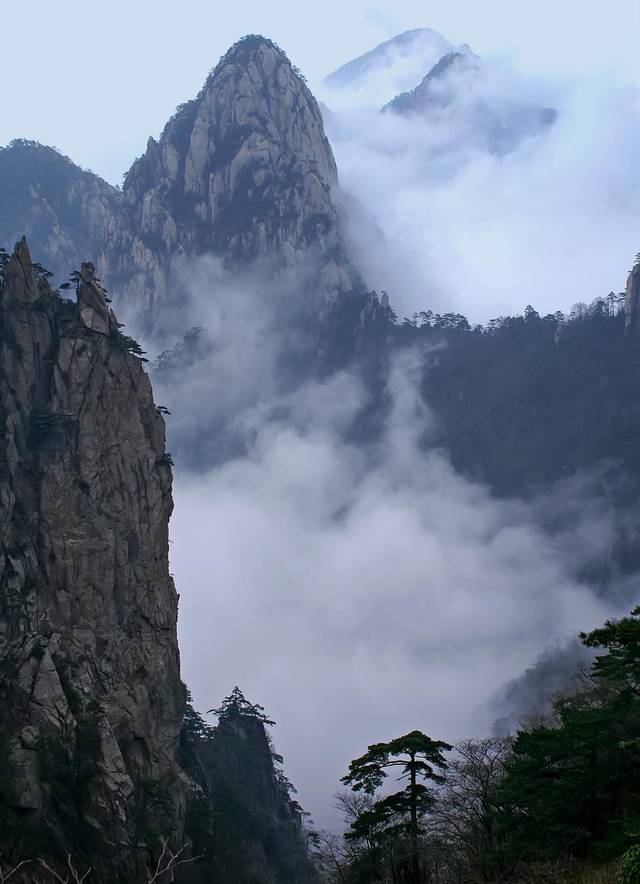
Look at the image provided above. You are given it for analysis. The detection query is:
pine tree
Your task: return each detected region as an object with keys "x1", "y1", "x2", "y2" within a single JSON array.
[
  {"x1": 342, "y1": 730, "x2": 452, "y2": 883},
  {"x1": 208, "y1": 686, "x2": 275, "y2": 726}
]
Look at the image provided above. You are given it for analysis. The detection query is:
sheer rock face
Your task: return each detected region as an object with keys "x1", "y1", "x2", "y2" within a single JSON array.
[
  {"x1": 108, "y1": 35, "x2": 362, "y2": 321},
  {"x1": 624, "y1": 257, "x2": 640, "y2": 328},
  {"x1": 0, "y1": 239, "x2": 185, "y2": 879},
  {"x1": 0, "y1": 38, "x2": 362, "y2": 329}
]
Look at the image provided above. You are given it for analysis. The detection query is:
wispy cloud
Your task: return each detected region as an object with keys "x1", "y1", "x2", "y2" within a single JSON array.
[{"x1": 159, "y1": 260, "x2": 620, "y2": 827}]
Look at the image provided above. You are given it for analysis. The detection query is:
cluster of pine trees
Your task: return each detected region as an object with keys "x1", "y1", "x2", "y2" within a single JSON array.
[
  {"x1": 314, "y1": 605, "x2": 640, "y2": 884},
  {"x1": 180, "y1": 686, "x2": 319, "y2": 883}
]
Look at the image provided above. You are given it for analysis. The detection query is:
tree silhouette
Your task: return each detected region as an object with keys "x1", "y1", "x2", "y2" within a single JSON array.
[
  {"x1": 208, "y1": 686, "x2": 275, "y2": 726},
  {"x1": 342, "y1": 730, "x2": 452, "y2": 882}
]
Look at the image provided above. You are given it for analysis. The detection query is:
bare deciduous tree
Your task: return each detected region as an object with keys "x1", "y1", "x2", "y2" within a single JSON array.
[{"x1": 432, "y1": 737, "x2": 511, "y2": 882}]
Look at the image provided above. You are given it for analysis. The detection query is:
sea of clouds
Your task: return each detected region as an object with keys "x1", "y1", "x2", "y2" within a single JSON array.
[
  {"x1": 144, "y1": 32, "x2": 640, "y2": 829},
  {"x1": 318, "y1": 35, "x2": 640, "y2": 322},
  {"x1": 154, "y1": 257, "x2": 627, "y2": 829}
]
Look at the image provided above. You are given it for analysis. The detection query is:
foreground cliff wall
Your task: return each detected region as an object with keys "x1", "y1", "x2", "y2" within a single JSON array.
[{"x1": 0, "y1": 239, "x2": 186, "y2": 880}]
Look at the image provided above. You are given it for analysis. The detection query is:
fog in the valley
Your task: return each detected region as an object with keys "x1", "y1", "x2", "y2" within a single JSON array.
[
  {"x1": 153, "y1": 259, "x2": 628, "y2": 829},
  {"x1": 111, "y1": 23, "x2": 640, "y2": 830},
  {"x1": 320, "y1": 42, "x2": 640, "y2": 322}
]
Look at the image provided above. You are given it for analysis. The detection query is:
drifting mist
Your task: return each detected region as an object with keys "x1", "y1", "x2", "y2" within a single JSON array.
[
  {"x1": 320, "y1": 41, "x2": 640, "y2": 321},
  {"x1": 156, "y1": 260, "x2": 623, "y2": 827}
]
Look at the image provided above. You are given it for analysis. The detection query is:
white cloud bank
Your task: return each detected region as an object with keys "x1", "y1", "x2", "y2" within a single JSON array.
[
  {"x1": 156, "y1": 34, "x2": 640, "y2": 829},
  {"x1": 321, "y1": 53, "x2": 640, "y2": 322},
  {"x1": 162, "y1": 272, "x2": 619, "y2": 825}
]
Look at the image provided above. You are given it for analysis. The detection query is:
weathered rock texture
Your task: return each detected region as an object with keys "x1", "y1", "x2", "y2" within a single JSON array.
[
  {"x1": 109, "y1": 35, "x2": 361, "y2": 320},
  {"x1": 0, "y1": 38, "x2": 363, "y2": 330},
  {"x1": 0, "y1": 239, "x2": 185, "y2": 880}
]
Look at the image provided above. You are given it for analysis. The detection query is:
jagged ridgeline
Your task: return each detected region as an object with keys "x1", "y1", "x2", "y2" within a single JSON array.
[
  {"x1": 0, "y1": 35, "x2": 363, "y2": 332},
  {"x1": 0, "y1": 241, "x2": 316, "y2": 882}
]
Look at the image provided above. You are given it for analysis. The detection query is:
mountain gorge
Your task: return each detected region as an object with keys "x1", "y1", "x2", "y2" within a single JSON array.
[{"x1": 2, "y1": 23, "x2": 640, "y2": 884}]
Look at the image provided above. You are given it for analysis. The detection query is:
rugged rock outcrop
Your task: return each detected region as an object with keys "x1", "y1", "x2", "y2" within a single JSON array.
[
  {"x1": 0, "y1": 39, "x2": 363, "y2": 331},
  {"x1": 0, "y1": 141, "x2": 119, "y2": 284},
  {"x1": 180, "y1": 688, "x2": 319, "y2": 883},
  {"x1": 108, "y1": 35, "x2": 362, "y2": 321},
  {"x1": 624, "y1": 254, "x2": 640, "y2": 328},
  {"x1": 0, "y1": 239, "x2": 186, "y2": 880}
]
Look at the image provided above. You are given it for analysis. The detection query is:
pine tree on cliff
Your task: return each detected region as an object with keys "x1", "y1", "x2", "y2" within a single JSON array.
[{"x1": 208, "y1": 686, "x2": 275, "y2": 726}]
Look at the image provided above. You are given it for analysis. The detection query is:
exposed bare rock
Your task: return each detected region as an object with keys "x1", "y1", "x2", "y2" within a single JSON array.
[
  {"x1": 108, "y1": 35, "x2": 362, "y2": 322},
  {"x1": 0, "y1": 239, "x2": 185, "y2": 880},
  {"x1": 0, "y1": 39, "x2": 363, "y2": 333},
  {"x1": 624, "y1": 254, "x2": 640, "y2": 328},
  {"x1": 0, "y1": 141, "x2": 119, "y2": 284}
]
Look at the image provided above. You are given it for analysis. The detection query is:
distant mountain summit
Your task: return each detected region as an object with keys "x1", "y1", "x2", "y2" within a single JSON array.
[
  {"x1": 0, "y1": 36, "x2": 363, "y2": 328},
  {"x1": 383, "y1": 47, "x2": 557, "y2": 155},
  {"x1": 323, "y1": 28, "x2": 453, "y2": 105},
  {"x1": 383, "y1": 49, "x2": 481, "y2": 113},
  {"x1": 325, "y1": 28, "x2": 452, "y2": 86}
]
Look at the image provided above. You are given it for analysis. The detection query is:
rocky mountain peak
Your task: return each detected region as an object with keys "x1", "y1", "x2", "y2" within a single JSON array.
[
  {"x1": 110, "y1": 35, "x2": 361, "y2": 322},
  {"x1": 323, "y1": 28, "x2": 453, "y2": 101}
]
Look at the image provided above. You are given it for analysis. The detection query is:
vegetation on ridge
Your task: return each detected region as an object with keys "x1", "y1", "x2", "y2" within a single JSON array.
[{"x1": 319, "y1": 604, "x2": 640, "y2": 883}]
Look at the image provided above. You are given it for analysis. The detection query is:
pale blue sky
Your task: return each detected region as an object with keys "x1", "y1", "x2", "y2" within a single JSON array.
[{"x1": 3, "y1": 0, "x2": 639, "y2": 183}]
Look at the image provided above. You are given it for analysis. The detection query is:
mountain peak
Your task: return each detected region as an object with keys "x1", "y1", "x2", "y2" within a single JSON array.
[
  {"x1": 202, "y1": 34, "x2": 309, "y2": 96},
  {"x1": 324, "y1": 28, "x2": 453, "y2": 96},
  {"x1": 212, "y1": 34, "x2": 289, "y2": 69},
  {"x1": 110, "y1": 36, "x2": 361, "y2": 321}
]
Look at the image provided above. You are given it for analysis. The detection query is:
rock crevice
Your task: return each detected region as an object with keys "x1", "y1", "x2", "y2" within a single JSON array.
[{"x1": 0, "y1": 238, "x2": 185, "y2": 880}]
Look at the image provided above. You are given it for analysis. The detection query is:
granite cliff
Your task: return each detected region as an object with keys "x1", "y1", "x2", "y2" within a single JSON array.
[
  {"x1": 111, "y1": 35, "x2": 362, "y2": 321},
  {"x1": 0, "y1": 36, "x2": 363, "y2": 331},
  {"x1": 0, "y1": 239, "x2": 319, "y2": 882},
  {"x1": 0, "y1": 239, "x2": 186, "y2": 880}
]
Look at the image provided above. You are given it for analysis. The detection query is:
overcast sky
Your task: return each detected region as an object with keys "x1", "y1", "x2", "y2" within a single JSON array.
[{"x1": 3, "y1": 0, "x2": 639, "y2": 183}]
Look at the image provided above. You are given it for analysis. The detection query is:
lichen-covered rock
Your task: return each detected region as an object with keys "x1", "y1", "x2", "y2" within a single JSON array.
[{"x1": 0, "y1": 239, "x2": 186, "y2": 880}]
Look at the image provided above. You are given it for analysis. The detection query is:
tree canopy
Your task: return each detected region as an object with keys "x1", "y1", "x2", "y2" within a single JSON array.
[{"x1": 208, "y1": 685, "x2": 275, "y2": 726}]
